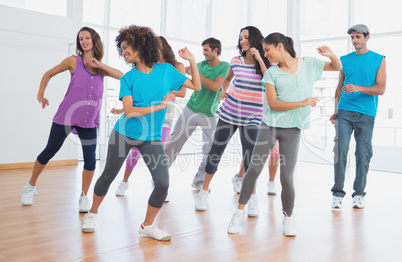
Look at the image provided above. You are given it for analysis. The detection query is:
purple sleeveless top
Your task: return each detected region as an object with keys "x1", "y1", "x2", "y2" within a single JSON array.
[{"x1": 53, "y1": 56, "x2": 104, "y2": 128}]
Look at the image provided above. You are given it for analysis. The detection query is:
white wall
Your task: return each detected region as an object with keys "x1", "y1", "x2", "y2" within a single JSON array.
[{"x1": 0, "y1": 6, "x2": 80, "y2": 164}]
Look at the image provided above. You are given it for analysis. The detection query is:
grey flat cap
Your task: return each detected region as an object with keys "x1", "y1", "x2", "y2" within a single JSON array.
[{"x1": 347, "y1": 24, "x2": 370, "y2": 34}]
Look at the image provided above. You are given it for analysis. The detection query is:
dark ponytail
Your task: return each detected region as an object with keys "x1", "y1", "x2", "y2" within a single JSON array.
[{"x1": 264, "y1": 32, "x2": 296, "y2": 58}]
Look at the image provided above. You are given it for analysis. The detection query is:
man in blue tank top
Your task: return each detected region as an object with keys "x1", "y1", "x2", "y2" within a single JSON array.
[{"x1": 329, "y1": 24, "x2": 386, "y2": 209}]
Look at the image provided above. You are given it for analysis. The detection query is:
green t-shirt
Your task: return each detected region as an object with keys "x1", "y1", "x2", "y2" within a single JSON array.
[{"x1": 186, "y1": 60, "x2": 230, "y2": 117}]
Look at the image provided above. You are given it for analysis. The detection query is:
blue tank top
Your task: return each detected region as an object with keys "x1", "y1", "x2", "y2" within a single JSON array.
[{"x1": 338, "y1": 50, "x2": 385, "y2": 117}]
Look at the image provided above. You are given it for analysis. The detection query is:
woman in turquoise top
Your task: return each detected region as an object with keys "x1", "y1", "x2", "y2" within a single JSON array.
[
  {"x1": 227, "y1": 32, "x2": 342, "y2": 237},
  {"x1": 82, "y1": 25, "x2": 201, "y2": 241}
]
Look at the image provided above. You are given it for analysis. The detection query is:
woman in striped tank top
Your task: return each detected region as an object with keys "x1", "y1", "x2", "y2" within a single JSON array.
[{"x1": 195, "y1": 26, "x2": 270, "y2": 212}]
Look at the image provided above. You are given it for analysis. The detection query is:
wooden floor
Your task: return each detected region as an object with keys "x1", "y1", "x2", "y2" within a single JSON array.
[{"x1": 1, "y1": 154, "x2": 401, "y2": 262}]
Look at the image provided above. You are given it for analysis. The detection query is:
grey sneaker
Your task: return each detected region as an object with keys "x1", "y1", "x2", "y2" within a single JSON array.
[
  {"x1": 79, "y1": 195, "x2": 90, "y2": 213},
  {"x1": 227, "y1": 209, "x2": 246, "y2": 234},
  {"x1": 352, "y1": 195, "x2": 365, "y2": 209},
  {"x1": 21, "y1": 182, "x2": 37, "y2": 206},
  {"x1": 116, "y1": 181, "x2": 129, "y2": 196},
  {"x1": 139, "y1": 223, "x2": 171, "y2": 241},
  {"x1": 82, "y1": 212, "x2": 97, "y2": 233},
  {"x1": 231, "y1": 175, "x2": 242, "y2": 194}
]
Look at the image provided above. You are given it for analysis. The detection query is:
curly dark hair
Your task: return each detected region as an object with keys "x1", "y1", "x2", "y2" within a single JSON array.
[
  {"x1": 115, "y1": 25, "x2": 160, "y2": 67},
  {"x1": 76, "y1": 26, "x2": 104, "y2": 61},
  {"x1": 237, "y1": 26, "x2": 270, "y2": 77}
]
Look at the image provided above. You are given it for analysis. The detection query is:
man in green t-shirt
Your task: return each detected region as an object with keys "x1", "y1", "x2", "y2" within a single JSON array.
[{"x1": 165, "y1": 37, "x2": 230, "y2": 189}]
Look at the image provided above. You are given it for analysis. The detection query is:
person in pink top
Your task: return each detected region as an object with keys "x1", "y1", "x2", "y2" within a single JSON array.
[{"x1": 20, "y1": 27, "x2": 123, "y2": 213}]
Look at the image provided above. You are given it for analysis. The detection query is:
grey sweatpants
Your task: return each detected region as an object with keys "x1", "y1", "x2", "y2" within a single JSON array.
[
  {"x1": 164, "y1": 106, "x2": 217, "y2": 184},
  {"x1": 239, "y1": 122, "x2": 301, "y2": 216},
  {"x1": 94, "y1": 129, "x2": 169, "y2": 208}
]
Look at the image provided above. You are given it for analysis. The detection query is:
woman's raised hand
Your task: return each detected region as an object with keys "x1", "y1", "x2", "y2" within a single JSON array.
[
  {"x1": 316, "y1": 45, "x2": 335, "y2": 58},
  {"x1": 178, "y1": 47, "x2": 195, "y2": 62}
]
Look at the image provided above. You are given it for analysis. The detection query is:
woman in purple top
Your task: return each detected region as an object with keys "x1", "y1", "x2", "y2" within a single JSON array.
[{"x1": 20, "y1": 27, "x2": 123, "y2": 213}]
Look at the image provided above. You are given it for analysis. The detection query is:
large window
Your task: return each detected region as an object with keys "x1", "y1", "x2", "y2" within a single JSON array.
[
  {"x1": 83, "y1": 0, "x2": 105, "y2": 25},
  {"x1": 0, "y1": 0, "x2": 67, "y2": 16},
  {"x1": 110, "y1": 0, "x2": 161, "y2": 33},
  {"x1": 354, "y1": 0, "x2": 402, "y2": 33},
  {"x1": 299, "y1": 0, "x2": 348, "y2": 40},
  {"x1": 166, "y1": 0, "x2": 209, "y2": 44}
]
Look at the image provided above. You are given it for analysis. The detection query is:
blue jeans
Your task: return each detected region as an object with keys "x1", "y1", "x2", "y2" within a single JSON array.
[{"x1": 331, "y1": 109, "x2": 375, "y2": 197}]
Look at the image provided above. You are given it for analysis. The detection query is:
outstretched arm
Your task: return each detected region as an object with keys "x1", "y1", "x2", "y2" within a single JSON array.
[
  {"x1": 219, "y1": 67, "x2": 234, "y2": 100},
  {"x1": 178, "y1": 47, "x2": 201, "y2": 91},
  {"x1": 122, "y1": 93, "x2": 176, "y2": 118},
  {"x1": 84, "y1": 58, "x2": 124, "y2": 80},
  {"x1": 317, "y1": 45, "x2": 342, "y2": 71},
  {"x1": 266, "y1": 83, "x2": 319, "y2": 111},
  {"x1": 110, "y1": 108, "x2": 124, "y2": 115},
  {"x1": 171, "y1": 62, "x2": 186, "y2": 98},
  {"x1": 199, "y1": 75, "x2": 226, "y2": 92},
  {"x1": 37, "y1": 56, "x2": 75, "y2": 109}
]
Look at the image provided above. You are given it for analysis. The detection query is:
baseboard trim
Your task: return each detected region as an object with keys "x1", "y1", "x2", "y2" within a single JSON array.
[{"x1": 0, "y1": 159, "x2": 79, "y2": 170}]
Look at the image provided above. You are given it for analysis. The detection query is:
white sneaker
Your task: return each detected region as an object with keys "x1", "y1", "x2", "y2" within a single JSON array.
[
  {"x1": 231, "y1": 175, "x2": 243, "y2": 194},
  {"x1": 247, "y1": 195, "x2": 259, "y2": 217},
  {"x1": 116, "y1": 181, "x2": 129, "y2": 196},
  {"x1": 227, "y1": 209, "x2": 246, "y2": 234},
  {"x1": 195, "y1": 189, "x2": 210, "y2": 211},
  {"x1": 283, "y1": 216, "x2": 297, "y2": 237},
  {"x1": 267, "y1": 181, "x2": 277, "y2": 195},
  {"x1": 331, "y1": 196, "x2": 343, "y2": 209},
  {"x1": 79, "y1": 194, "x2": 90, "y2": 213},
  {"x1": 21, "y1": 182, "x2": 37, "y2": 206},
  {"x1": 352, "y1": 195, "x2": 365, "y2": 209},
  {"x1": 139, "y1": 224, "x2": 171, "y2": 241},
  {"x1": 82, "y1": 212, "x2": 97, "y2": 233}
]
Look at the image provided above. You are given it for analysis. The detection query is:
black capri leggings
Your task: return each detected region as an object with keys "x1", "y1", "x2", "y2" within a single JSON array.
[
  {"x1": 205, "y1": 119, "x2": 259, "y2": 175},
  {"x1": 94, "y1": 129, "x2": 169, "y2": 208},
  {"x1": 37, "y1": 122, "x2": 97, "y2": 171}
]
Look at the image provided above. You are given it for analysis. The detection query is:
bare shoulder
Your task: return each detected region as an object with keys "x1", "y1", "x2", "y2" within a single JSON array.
[
  {"x1": 59, "y1": 55, "x2": 76, "y2": 67},
  {"x1": 174, "y1": 61, "x2": 185, "y2": 74},
  {"x1": 57, "y1": 55, "x2": 77, "y2": 73},
  {"x1": 175, "y1": 61, "x2": 184, "y2": 69}
]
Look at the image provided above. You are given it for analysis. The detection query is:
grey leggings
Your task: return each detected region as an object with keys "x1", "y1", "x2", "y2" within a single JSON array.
[
  {"x1": 164, "y1": 106, "x2": 217, "y2": 184},
  {"x1": 239, "y1": 123, "x2": 301, "y2": 216},
  {"x1": 94, "y1": 129, "x2": 169, "y2": 208}
]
